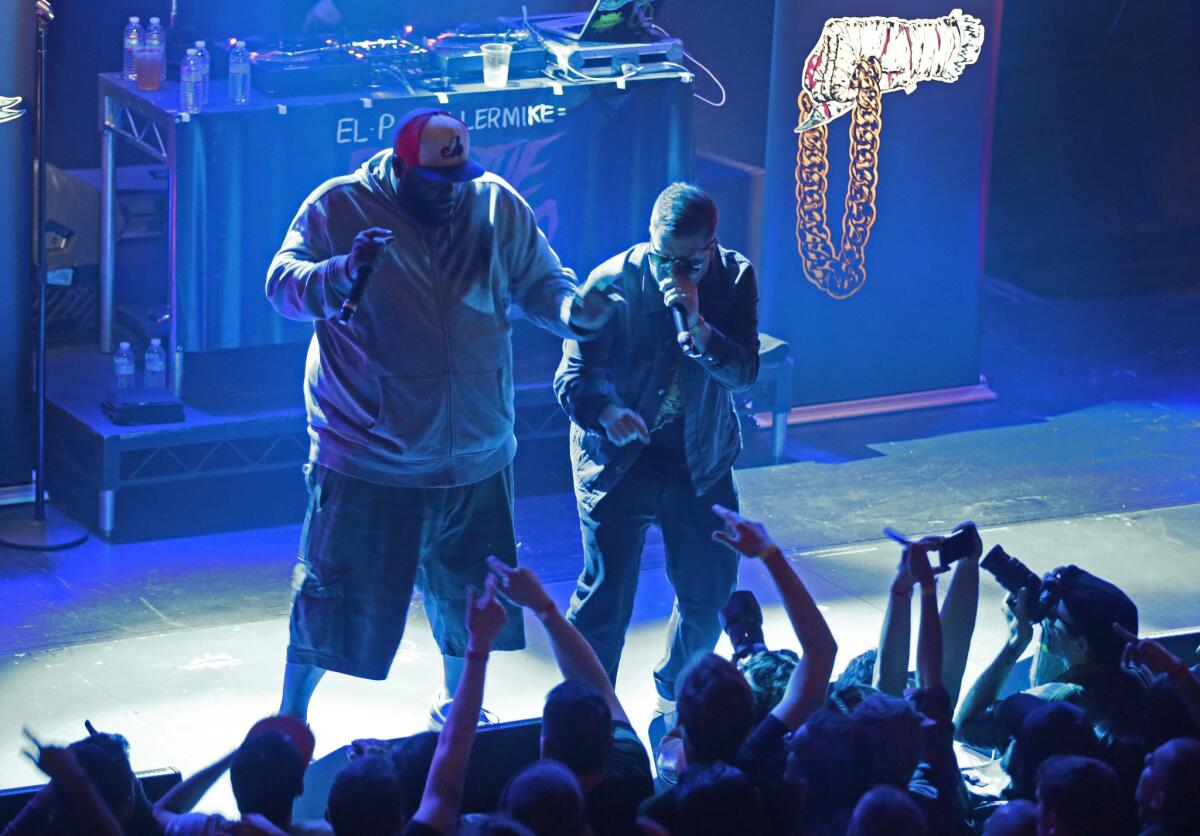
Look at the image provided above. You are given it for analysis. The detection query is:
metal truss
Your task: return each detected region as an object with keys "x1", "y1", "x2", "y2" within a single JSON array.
[
  {"x1": 106, "y1": 100, "x2": 169, "y2": 163},
  {"x1": 119, "y1": 431, "x2": 309, "y2": 484}
]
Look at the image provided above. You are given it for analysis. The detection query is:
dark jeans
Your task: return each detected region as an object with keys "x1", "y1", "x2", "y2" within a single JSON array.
[
  {"x1": 287, "y1": 462, "x2": 525, "y2": 680},
  {"x1": 567, "y1": 465, "x2": 740, "y2": 700}
]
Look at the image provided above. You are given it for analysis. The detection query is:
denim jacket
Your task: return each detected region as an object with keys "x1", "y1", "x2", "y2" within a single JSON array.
[{"x1": 554, "y1": 243, "x2": 759, "y2": 511}]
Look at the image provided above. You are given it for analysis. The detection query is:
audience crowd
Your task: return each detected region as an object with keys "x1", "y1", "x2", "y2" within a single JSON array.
[{"x1": 5, "y1": 508, "x2": 1200, "y2": 835}]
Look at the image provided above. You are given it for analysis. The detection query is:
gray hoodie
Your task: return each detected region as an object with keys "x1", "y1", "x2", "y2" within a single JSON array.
[{"x1": 266, "y1": 149, "x2": 583, "y2": 487}]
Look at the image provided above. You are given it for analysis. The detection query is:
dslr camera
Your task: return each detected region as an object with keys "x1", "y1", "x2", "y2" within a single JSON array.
[
  {"x1": 980, "y1": 545, "x2": 1066, "y2": 622},
  {"x1": 720, "y1": 590, "x2": 769, "y2": 665}
]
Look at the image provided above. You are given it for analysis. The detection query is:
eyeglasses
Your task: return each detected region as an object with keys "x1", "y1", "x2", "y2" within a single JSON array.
[{"x1": 648, "y1": 238, "x2": 715, "y2": 276}]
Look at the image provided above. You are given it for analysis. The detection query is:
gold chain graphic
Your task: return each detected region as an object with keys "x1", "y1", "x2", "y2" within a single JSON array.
[
  {"x1": 795, "y1": 58, "x2": 883, "y2": 300},
  {"x1": 792, "y1": 10, "x2": 984, "y2": 300}
]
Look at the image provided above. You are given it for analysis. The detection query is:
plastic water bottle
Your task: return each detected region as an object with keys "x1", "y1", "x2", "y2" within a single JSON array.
[
  {"x1": 114, "y1": 341, "x2": 136, "y2": 389},
  {"x1": 123, "y1": 17, "x2": 143, "y2": 81},
  {"x1": 180, "y1": 49, "x2": 201, "y2": 114},
  {"x1": 194, "y1": 41, "x2": 211, "y2": 105},
  {"x1": 228, "y1": 40, "x2": 251, "y2": 105},
  {"x1": 144, "y1": 338, "x2": 168, "y2": 389},
  {"x1": 146, "y1": 17, "x2": 166, "y2": 82}
]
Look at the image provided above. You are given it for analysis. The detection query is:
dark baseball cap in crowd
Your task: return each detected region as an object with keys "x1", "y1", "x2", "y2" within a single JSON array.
[
  {"x1": 393, "y1": 108, "x2": 486, "y2": 183},
  {"x1": 998, "y1": 693, "x2": 1097, "y2": 770},
  {"x1": 1052, "y1": 565, "x2": 1138, "y2": 662}
]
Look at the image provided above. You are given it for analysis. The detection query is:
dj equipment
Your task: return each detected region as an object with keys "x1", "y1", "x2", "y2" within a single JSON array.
[
  {"x1": 541, "y1": 34, "x2": 683, "y2": 76},
  {"x1": 249, "y1": 33, "x2": 433, "y2": 97},
  {"x1": 430, "y1": 29, "x2": 547, "y2": 81},
  {"x1": 498, "y1": 12, "x2": 681, "y2": 78}
]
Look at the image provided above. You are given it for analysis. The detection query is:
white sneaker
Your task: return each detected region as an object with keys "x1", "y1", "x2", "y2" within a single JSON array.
[{"x1": 427, "y1": 690, "x2": 499, "y2": 731}]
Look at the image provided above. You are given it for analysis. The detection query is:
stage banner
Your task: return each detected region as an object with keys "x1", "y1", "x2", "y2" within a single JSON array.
[
  {"x1": 163, "y1": 76, "x2": 693, "y2": 351},
  {"x1": 759, "y1": 2, "x2": 1002, "y2": 407},
  {"x1": 0, "y1": 0, "x2": 35, "y2": 488}
]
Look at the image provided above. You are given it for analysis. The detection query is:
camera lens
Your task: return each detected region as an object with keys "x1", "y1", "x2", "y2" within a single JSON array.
[{"x1": 981, "y1": 545, "x2": 1043, "y2": 615}]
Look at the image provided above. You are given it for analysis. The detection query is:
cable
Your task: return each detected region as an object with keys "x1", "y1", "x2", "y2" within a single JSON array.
[{"x1": 648, "y1": 22, "x2": 726, "y2": 107}]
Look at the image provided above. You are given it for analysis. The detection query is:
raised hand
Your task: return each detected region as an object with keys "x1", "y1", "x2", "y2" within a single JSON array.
[
  {"x1": 465, "y1": 574, "x2": 508, "y2": 653},
  {"x1": 599, "y1": 404, "x2": 650, "y2": 447},
  {"x1": 1115, "y1": 622, "x2": 1186, "y2": 678},
  {"x1": 569, "y1": 273, "x2": 623, "y2": 332},
  {"x1": 906, "y1": 538, "x2": 941, "y2": 588},
  {"x1": 22, "y1": 729, "x2": 79, "y2": 780},
  {"x1": 486, "y1": 556, "x2": 553, "y2": 613},
  {"x1": 1004, "y1": 587, "x2": 1035, "y2": 652},
  {"x1": 657, "y1": 272, "x2": 701, "y2": 329},
  {"x1": 346, "y1": 227, "x2": 395, "y2": 276},
  {"x1": 711, "y1": 504, "x2": 777, "y2": 558}
]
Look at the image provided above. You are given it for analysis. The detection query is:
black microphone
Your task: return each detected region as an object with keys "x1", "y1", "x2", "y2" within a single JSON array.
[
  {"x1": 337, "y1": 264, "x2": 375, "y2": 323},
  {"x1": 670, "y1": 304, "x2": 689, "y2": 344}
]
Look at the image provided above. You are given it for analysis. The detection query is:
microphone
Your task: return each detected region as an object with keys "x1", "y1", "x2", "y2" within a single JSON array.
[
  {"x1": 670, "y1": 304, "x2": 689, "y2": 344},
  {"x1": 337, "y1": 264, "x2": 375, "y2": 323},
  {"x1": 337, "y1": 236, "x2": 393, "y2": 323}
]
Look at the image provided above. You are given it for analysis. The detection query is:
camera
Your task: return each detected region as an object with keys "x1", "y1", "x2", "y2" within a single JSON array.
[
  {"x1": 720, "y1": 590, "x2": 768, "y2": 664},
  {"x1": 883, "y1": 521, "x2": 982, "y2": 573},
  {"x1": 980, "y1": 545, "x2": 1066, "y2": 621}
]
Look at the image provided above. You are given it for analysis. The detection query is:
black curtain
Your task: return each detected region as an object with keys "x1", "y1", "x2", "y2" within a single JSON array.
[{"x1": 0, "y1": 0, "x2": 35, "y2": 488}]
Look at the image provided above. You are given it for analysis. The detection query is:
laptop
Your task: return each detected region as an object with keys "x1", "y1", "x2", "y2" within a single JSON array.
[{"x1": 535, "y1": 0, "x2": 665, "y2": 44}]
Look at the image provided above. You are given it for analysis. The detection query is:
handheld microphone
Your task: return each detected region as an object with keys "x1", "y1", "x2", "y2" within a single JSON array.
[
  {"x1": 337, "y1": 264, "x2": 375, "y2": 323},
  {"x1": 670, "y1": 304, "x2": 689, "y2": 343}
]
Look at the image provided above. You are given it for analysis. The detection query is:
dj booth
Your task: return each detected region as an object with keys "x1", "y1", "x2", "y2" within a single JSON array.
[{"x1": 97, "y1": 66, "x2": 694, "y2": 366}]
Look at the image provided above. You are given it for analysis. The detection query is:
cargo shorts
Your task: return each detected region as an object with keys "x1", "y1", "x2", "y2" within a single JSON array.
[{"x1": 286, "y1": 462, "x2": 526, "y2": 680}]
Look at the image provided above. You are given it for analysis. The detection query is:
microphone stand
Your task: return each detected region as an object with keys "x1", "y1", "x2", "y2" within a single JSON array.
[{"x1": 0, "y1": 0, "x2": 88, "y2": 549}]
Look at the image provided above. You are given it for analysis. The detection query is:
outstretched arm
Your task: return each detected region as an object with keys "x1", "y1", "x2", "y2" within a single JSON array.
[
  {"x1": 938, "y1": 526, "x2": 981, "y2": 708},
  {"x1": 22, "y1": 733, "x2": 122, "y2": 836},
  {"x1": 487, "y1": 557, "x2": 628, "y2": 724},
  {"x1": 954, "y1": 588, "x2": 1035, "y2": 748},
  {"x1": 874, "y1": 551, "x2": 915, "y2": 696},
  {"x1": 153, "y1": 749, "x2": 237, "y2": 828},
  {"x1": 908, "y1": 542, "x2": 944, "y2": 690},
  {"x1": 712, "y1": 506, "x2": 837, "y2": 730},
  {"x1": 412, "y1": 577, "x2": 508, "y2": 835},
  {"x1": 1116, "y1": 623, "x2": 1200, "y2": 729}
]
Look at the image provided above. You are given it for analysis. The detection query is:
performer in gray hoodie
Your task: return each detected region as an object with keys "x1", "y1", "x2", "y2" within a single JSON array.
[{"x1": 266, "y1": 108, "x2": 616, "y2": 724}]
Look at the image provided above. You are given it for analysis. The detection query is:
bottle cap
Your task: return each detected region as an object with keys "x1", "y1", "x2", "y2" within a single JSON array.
[
  {"x1": 149, "y1": 16, "x2": 160, "y2": 23},
  {"x1": 196, "y1": 40, "x2": 206, "y2": 48},
  {"x1": 187, "y1": 48, "x2": 197, "y2": 55},
  {"x1": 129, "y1": 16, "x2": 140, "y2": 23},
  {"x1": 119, "y1": 341, "x2": 131, "y2": 349},
  {"x1": 236, "y1": 40, "x2": 247, "y2": 48},
  {"x1": 150, "y1": 338, "x2": 162, "y2": 346}
]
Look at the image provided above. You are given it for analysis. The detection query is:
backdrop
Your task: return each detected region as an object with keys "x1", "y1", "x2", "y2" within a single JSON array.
[
  {"x1": 760, "y1": 1, "x2": 1002, "y2": 407},
  {"x1": 140, "y1": 75, "x2": 694, "y2": 350},
  {"x1": 0, "y1": 0, "x2": 35, "y2": 489}
]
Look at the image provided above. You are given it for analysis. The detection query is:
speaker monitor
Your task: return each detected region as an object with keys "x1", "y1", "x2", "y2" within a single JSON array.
[
  {"x1": 293, "y1": 718, "x2": 543, "y2": 823},
  {"x1": 0, "y1": 767, "x2": 181, "y2": 829}
]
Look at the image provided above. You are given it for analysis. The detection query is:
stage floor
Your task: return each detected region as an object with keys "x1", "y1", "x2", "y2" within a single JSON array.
[{"x1": 2, "y1": 278, "x2": 1198, "y2": 812}]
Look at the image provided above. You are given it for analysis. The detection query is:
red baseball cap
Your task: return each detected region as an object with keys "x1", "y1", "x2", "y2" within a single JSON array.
[
  {"x1": 393, "y1": 108, "x2": 485, "y2": 183},
  {"x1": 243, "y1": 715, "x2": 316, "y2": 764}
]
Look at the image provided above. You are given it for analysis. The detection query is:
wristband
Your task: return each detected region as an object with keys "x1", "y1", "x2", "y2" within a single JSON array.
[
  {"x1": 758, "y1": 544, "x2": 784, "y2": 561},
  {"x1": 920, "y1": 583, "x2": 937, "y2": 597},
  {"x1": 535, "y1": 601, "x2": 558, "y2": 622},
  {"x1": 465, "y1": 648, "x2": 490, "y2": 664},
  {"x1": 890, "y1": 588, "x2": 913, "y2": 600}
]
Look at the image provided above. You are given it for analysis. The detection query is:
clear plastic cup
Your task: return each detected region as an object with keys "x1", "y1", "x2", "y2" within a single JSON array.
[
  {"x1": 134, "y1": 46, "x2": 163, "y2": 91},
  {"x1": 481, "y1": 42, "x2": 513, "y2": 88}
]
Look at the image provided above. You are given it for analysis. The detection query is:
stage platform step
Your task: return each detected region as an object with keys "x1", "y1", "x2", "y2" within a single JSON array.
[{"x1": 43, "y1": 345, "x2": 571, "y2": 541}]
